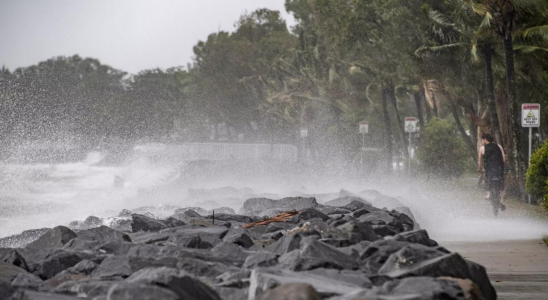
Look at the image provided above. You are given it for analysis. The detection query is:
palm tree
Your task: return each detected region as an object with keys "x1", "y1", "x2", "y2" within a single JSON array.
[{"x1": 463, "y1": 0, "x2": 548, "y2": 200}]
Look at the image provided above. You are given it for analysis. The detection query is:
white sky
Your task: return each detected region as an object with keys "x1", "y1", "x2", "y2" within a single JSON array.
[{"x1": 0, "y1": 0, "x2": 295, "y2": 74}]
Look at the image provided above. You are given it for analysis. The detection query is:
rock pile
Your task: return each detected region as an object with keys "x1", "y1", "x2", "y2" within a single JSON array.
[{"x1": 0, "y1": 191, "x2": 495, "y2": 300}]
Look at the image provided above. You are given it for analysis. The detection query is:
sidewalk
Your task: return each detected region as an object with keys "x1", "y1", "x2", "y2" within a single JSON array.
[{"x1": 445, "y1": 239, "x2": 548, "y2": 300}]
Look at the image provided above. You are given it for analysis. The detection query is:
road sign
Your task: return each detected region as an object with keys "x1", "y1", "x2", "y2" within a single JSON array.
[
  {"x1": 405, "y1": 117, "x2": 417, "y2": 133},
  {"x1": 359, "y1": 122, "x2": 369, "y2": 134},
  {"x1": 522, "y1": 103, "x2": 540, "y2": 127},
  {"x1": 300, "y1": 128, "x2": 308, "y2": 138}
]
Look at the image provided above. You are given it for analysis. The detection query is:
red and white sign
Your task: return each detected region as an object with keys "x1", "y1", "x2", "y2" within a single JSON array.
[
  {"x1": 359, "y1": 121, "x2": 369, "y2": 134},
  {"x1": 522, "y1": 103, "x2": 540, "y2": 127},
  {"x1": 405, "y1": 117, "x2": 417, "y2": 133}
]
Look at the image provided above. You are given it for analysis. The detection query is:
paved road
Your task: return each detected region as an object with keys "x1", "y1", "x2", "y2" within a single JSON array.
[{"x1": 445, "y1": 239, "x2": 548, "y2": 300}]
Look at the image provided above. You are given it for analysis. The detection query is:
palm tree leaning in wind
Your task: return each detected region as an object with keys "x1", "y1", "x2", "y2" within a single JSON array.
[{"x1": 465, "y1": 0, "x2": 548, "y2": 200}]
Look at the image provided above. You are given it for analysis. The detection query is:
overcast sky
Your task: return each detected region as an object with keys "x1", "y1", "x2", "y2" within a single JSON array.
[{"x1": 0, "y1": 0, "x2": 295, "y2": 74}]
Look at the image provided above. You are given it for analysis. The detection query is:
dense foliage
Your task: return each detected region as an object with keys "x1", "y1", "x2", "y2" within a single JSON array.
[
  {"x1": 526, "y1": 141, "x2": 548, "y2": 203},
  {"x1": 417, "y1": 118, "x2": 469, "y2": 178},
  {"x1": 0, "y1": 1, "x2": 547, "y2": 181}
]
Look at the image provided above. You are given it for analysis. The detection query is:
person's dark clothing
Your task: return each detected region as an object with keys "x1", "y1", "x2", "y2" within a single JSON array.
[{"x1": 483, "y1": 143, "x2": 504, "y2": 190}]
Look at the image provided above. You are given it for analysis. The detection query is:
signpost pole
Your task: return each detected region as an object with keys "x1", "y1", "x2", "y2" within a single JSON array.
[
  {"x1": 361, "y1": 133, "x2": 365, "y2": 168},
  {"x1": 408, "y1": 132, "x2": 411, "y2": 174},
  {"x1": 529, "y1": 127, "x2": 532, "y2": 204}
]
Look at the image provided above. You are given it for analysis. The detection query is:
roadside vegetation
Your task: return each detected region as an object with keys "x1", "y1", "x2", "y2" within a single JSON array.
[{"x1": 1, "y1": 1, "x2": 547, "y2": 203}]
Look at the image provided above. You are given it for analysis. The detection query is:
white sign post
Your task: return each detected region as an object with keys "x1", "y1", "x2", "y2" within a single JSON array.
[
  {"x1": 405, "y1": 117, "x2": 417, "y2": 174},
  {"x1": 359, "y1": 122, "x2": 369, "y2": 168},
  {"x1": 300, "y1": 128, "x2": 308, "y2": 163},
  {"x1": 522, "y1": 104, "x2": 540, "y2": 204}
]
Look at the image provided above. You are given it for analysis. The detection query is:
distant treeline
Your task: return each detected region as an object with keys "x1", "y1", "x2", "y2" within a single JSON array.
[{"x1": 1, "y1": 1, "x2": 547, "y2": 177}]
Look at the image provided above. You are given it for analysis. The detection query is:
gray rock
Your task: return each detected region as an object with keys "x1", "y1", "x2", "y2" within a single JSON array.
[
  {"x1": 11, "y1": 272, "x2": 49, "y2": 291},
  {"x1": 241, "y1": 197, "x2": 318, "y2": 216},
  {"x1": 0, "y1": 228, "x2": 50, "y2": 248},
  {"x1": 372, "y1": 195, "x2": 405, "y2": 210},
  {"x1": 29, "y1": 249, "x2": 94, "y2": 279},
  {"x1": 46, "y1": 259, "x2": 98, "y2": 286},
  {"x1": 243, "y1": 252, "x2": 279, "y2": 269},
  {"x1": 337, "y1": 241, "x2": 372, "y2": 259},
  {"x1": 109, "y1": 218, "x2": 133, "y2": 233},
  {"x1": 127, "y1": 267, "x2": 221, "y2": 300},
  {"x1": 213, "y1": 287, "x2": 248, "y2": 300},
  {"x1": 166, "y1": 225, "x2": 229, "y2": 247},
  {"x1": 288, "y1": 208, "x2": 329, "y2": 223},
  {"x1": 0, "y1": 261, "x2": 28, "y2": 284},
  {"x1": 336, "y1": 221, "x2": 381, "y2": 244},
  {"x1": 211, "y1": 242, "x2": 251, "y2": 262},
  {"x1": 315, "y1": 206, "x2": 352, "y2": 215},
  {"x1": 84, "y1": 216, "x2": 104, "y2": 229},
  {"x1": 303, "y1": 268, "x2": 372, "y2": 288},
  {"x1": 131, "y1": 214, "x2": 169, "y2": 232},
  {"x1": 9, "y1": 289, "x2": 81, "y2": 300},
  {"x1": 257, "y1": 283, "x2": 321, "y2": 300},
  {"x1": 249, "y1": 268, "x2": 363, "y2": 299},
  {"x1": 392, "y1": 229, "x2": 438, "y2": 247},
  {"x1": 224, "y1": 232, "x2": 254, "y2": 249},
  {"x1": 54, "y1": 278, "x2": 121, "y2": 298},
  {"x1": 25, "y1": 226, "x2": 77, "y2": 250},
  {"x1": 107, "y1": 282, "x2": 179, "y2": 300},
  {"x1": 118, "y1": 209, "x2": 133, "y2": 217},
  {"x1": 92, "y1": 256, "x2": 132, "y2": 278},
  {"x1": 372, "y1": 225, "x2": 400, "y2": 237},
  {"x1": 358, "y1": 240, "x2": 412, "y2": 273},
  {"x1": 278, "y1": 237, "x2": 357, "y2": 271},
  {"x1": 384, "y1": 252, "x2": 496, "y2": 300},
  {"x1": 0, "y1": 248, "x2": 29, "y2": 271},
  {"x1": 63, "y1": 226, "x2": 131, "y2": 251},
  {"x1": 265, "y1": 233, "x2": 305, "y2": 255},
  {"x1": 206, "y1": 213, "x2": 253, "y2": 224},
  {"x1": 378, "y1": 244, "x2": 446, "y2": 274}
]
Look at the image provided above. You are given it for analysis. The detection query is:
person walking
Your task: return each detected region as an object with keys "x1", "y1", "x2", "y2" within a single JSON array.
[{"x1": 478, "y1": 133, "x2": 506, "y2": 210}]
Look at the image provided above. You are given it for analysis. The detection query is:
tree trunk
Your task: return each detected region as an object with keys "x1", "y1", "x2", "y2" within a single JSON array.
[
  {"x1": 382, "y1": 88, "x2": 393, "y2": 173},
  {"x1": 448, "y1": 95, "x2": 477, "y2": 163},
  {"x1": 389, "y1": 87, "x2": 408, "y2": 158},
  {"x1": 414, "y1": 92, "x2": 425, "y2": 129},
  {"x1": 503, "y1": 36, "x2": 526, "y2": 201},
  {"x1": 483, "y1": 44, "x2": 503, "y2": 146}
]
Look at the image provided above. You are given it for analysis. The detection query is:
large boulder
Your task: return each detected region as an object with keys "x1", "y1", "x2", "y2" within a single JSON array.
[
  {"x1": 25, "y1": 226, "x2": 77, "y2": 250},
  {"x1": 126, "y1": 267, "x2": 222, "y2": 300},
  {"x1": 392, "y1": 229, "x2": 438, "y2": 247},
  {"x1": 335, "y1": 221, "x2": 381, "y2": 244},
  {"x1": 249, "y1": 268, "x2": 363, "y2": 299},
  {"x1": 358, "y1": 240, "x2": 412, "y2": 274},
  {"x1": 131, "y1": 214, "x2": 170, "y2": 232},
  {"x1": 0, "y1": 228, "x2": 50, "y2": 248},
  {"x1": 0, "y1": 261, "x2": 28, "y2": 284},
  {"x1": 107, "y1": 282, "x2": 179, "y2": 300},
  {"x1": 325, "y1": 196, "x2": 371, "y2": 207},
  {"x1": 63, "y1": 226, "x2": 131, "y2": 251},
  {"x1": 256, "y1": 283, "x2": 321, "y2": 300},
  {"x1": 277, "y1": 238, "x2": 357, "y2": 271},
  {"x1": 384, "y1": 252, "x2": 496, "y2": 300},
  {"x1": 166, "y1": 225, "x2": 229, "y2": 247}
]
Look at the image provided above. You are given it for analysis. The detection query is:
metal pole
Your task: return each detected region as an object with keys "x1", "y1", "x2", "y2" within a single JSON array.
[
  {"x1": 408, "y1": 132, "x2": 411, "y2": 174},
  {"x1": 528, "y1": 127, "x2": 532, "y2": 204},
  {"x1": 361, "y1": 133, "x2": 365, "y2": 168}
]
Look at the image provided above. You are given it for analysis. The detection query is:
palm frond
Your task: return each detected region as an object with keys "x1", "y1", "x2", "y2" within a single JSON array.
[
  {"x1": 512, "y1": 0, "x2": 548, "y2": 15},
  {"x1": 513, "y1": 44, "x2": 548, "y2": 53},
  {"x1": 414, "y1": 43, "x2": 468, "y2": 57},
  {"x1": 428, "y1": 9, "x2": 454, "y2": 28},
  {"x1": 523, "y1": 25, "x2": 548, "y2": 40},
  {"x1": 460, "y1": 0, "x2": 488, "y2": 15}
]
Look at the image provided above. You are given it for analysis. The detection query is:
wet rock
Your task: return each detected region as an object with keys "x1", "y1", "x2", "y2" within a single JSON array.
[
  {"x1": 265, "y1": 233, "x2": 305, "y2": 255},
  {"x1": 372, "y1": 195, "x2": 405, "y2": 210},
  {"x1": 342, "y1": 200, "x2": 374, "y2": 212},
  {"x1": 107, "y1": 282, "x2": 179, "y2": 300},
  {"x1": 173, "y1": 207, "x2": 208, "y2": 217},
  {"x1": 0, "y1": 248, "x2": 29, "y2": 270},
  {"x1": 166, "y1": 225, "x2": 228, "y2": 247},
  {"x1": 224, "y1": 232, "x2": 254, "y2": 249},
  {"x1": 257, "y1": 283, "x2": 321, "y2": 300},
  {"x1": 358, "y1": 211, "x2": 404, "y2": 232},
  {"x1": 0, "y1": 261, "x2": 28, "y2": 284},
  {"x1": 332, "y1": 277, "x2": 464, "y2": 300},
  {"x1": 384, "y1": 252, "x2": 496, "y2": 300},
  {"x1": 25, "y1": 226, "x2": 77, "y2": 250},
  {"x1": 9, "y1": 289, "x2": 81, "y2": 300},
  {"x1": 303, "y1": 268, "x2": 372, "y2": 288},
  {"x1": 213, "y1": 287, "x2": 248, "y2": 300},
  {"x1": 278, "y1": 237, "x2": 357, "y2": 271},
  {"x1": 92, "y1": 256, "x2": 132, "y2": 278},
  {"x1": 373, "y1": 225, "x2": 400, "y2": 237},
  {"x1": 127, "y1": 267, "x2": 221, "y2": 300},
  {"x1": 241, "y1": 197, "x2": 318, "y2": 216},
  {"x1": 206, "y1": 213, "x2": 253, "y2": 224},
  {"x1": 315, "y1": 206, "x2": 351, "y2": 215},
  {"x1": 109, "y1": 218, "x2": 133, "y2": 232},
  {"x1": 63, "y1": 226, "x2": 131, "y2": 251},
  {"x1": 54, "y1": 278, "x2": 121, "y2": 298},
  {"x1": 337, "y1": 241, "x2": 372, "y2": 259},
  {"x1": 47, "y1": 259, "x2": 98, "y2": 286},
  {"x1": 392, "y1": 229, "x2": 438, "y2": 247},
  {"x1": 83, "y1": 216, "x2": 103, "y2": 229},
  {"x1": 336, "y1": 221, "x2": 381, "y2": 244},
  {"x1": 0, "y1": 228, "x2": 50, "y2": 248},
  {"x1": 211, "y1": 242, "x2": 251, "y2": 262},
  {"x1": 131, "y1": 213, "x2": 170, "y2": 232},
  {"x1": 243, "y1": 252, "x2": 279, "y2": 269},
  {"x1": 117, "y1": 209, "x2": 132, "y2": 218},
  {"x1": 288, "y1": 208, "x2": 329, "y2": 223},
  {"x1": 378, "y1": 244, "x2": 446, "y2": 274},
  {"x1": 25, "y1": 249, "x2": 95, "y2": 280},
  {"x1": 209, "y1": 207, "x2": 236, "y2": 215},
  {"x1": 11, "y1": 272, "x2": 49, "y2": 291},
  {"x1": 358, "y1": 240, "x2": 412, "y2": 273},
  {"x1": 249, "y1": 268, "x2": 363, "y2": 299}
]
